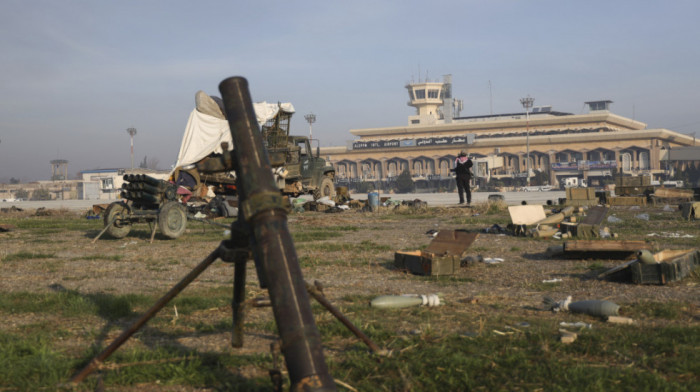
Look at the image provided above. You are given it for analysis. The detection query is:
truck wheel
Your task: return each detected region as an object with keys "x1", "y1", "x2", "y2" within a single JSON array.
[
  {"x1": 104, "y1": 202, "x2": 131, "y2": 239},
  {"x1": 158, "y1": 201, "x2": 187, "y2": 239},
  {"x1": 313, "y1": 176, "x2": 336, "y2": 200}
]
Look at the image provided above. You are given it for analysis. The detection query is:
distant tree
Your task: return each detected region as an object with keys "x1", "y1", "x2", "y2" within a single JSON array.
[
  {"x1": 15, "y1": 189, "x2": 29, "y2": 200},
  {"x1": 395, "y1": 169, "x2": 415, "y2": 193},
  {"x1": 147, "y1": 157, "x2": 160, "y2": 170},
  {"x1": 139, "y1": 156, "x2": 160, "y2": 170},
  {"x1": 31, "y1": 188, "x2": 51, "y2": 201},
  {"x1": 10, "y1": 177, "x2": 20, "y2": 184}
]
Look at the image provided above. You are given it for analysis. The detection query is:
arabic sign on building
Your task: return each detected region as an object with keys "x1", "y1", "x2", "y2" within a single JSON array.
[
  {"x1": 352, "y1": 134, "x2": 474, "y2": 150},
  {"x1": 551, "y1": 160, "x2": 618, "y2": 171}
]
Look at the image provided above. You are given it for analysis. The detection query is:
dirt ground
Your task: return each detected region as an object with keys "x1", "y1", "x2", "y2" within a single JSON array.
[{"x1": 1, "y1": 203, "x2": 699, "y2": 376}]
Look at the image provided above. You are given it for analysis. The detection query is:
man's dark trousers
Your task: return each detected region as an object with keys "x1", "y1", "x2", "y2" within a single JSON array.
[{"x1": 457, "y1": 175, "x2": 471, "y2": 204}]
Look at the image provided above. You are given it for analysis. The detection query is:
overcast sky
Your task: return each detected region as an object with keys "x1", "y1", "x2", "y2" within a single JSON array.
[{"x1": 1, "y1": 0, "x2": 698, "y2": 182}]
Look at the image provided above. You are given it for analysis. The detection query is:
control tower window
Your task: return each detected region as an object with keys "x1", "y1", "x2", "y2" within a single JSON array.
[
  {"x1": 428, "y1": 89, "x2": 439, "y2": 99},
  {"x1": 408, "y1": 90, "x2": 415, "y2": 100},
  {"x1": 415, "y1": 89, "x2": 425, "y2": 99}
]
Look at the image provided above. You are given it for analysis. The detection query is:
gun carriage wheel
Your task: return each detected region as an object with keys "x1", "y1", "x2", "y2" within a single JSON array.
[
  {"x1": 158, "y1": 201, "x2": 188, "y2": 239},
  {"x1": 104, "y1": 201, "x2": 131, "y2": 239}
]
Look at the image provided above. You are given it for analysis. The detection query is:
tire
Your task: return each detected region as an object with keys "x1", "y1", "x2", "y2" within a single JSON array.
[
  {"x1": 158, "y1": 201, "x2": 187, "y2": 239},
  {"x1": 313, "y1": 176, "x2": 336, "y2": 201},
  {"x1": 104, "y1": 202, "x2": 131, "y2": 239}
]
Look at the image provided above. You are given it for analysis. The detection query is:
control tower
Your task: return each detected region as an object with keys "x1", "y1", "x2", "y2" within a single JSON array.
[
  {"x1": 405, "y1": 74, "x2": 462, "y2": 126},
  {"x1": 50, "y1": 159, "x2": 68, "y2": 181}
]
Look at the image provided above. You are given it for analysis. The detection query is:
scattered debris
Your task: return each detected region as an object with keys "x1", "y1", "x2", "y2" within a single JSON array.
[
  {"x1": 542, "y1": 278, "x2": 563, "y2": 283},
  {"x1": 606, "y1": 316, "x2": 635, "y2": 325},
  {"x1": 647, "y1": 232, "x2": 695, "y2": 238},
  {"x1": 560, "y1": 321, "x2": 592, "y2": 329},
  {"x1": 394, "y1": 230, "x2": 478, "y2": 276},
  {"x1": 487, "y1": 194, "x2": 505, "y2": 202},
  {"x1": 483, "y1": 257, "x2": 504, "y2": 264},
  {"x1": 35, "y1": 207, "x2": 53, "y2": 216},
  {"x1": 559, "y1": 329, "x2": 578, "y2": 344},
  {"x1": 0, "y1": 224, "x2": 16, "y2": 232},
  {"x1": 1, "y1": 206, "x2": 24, "y2": 213}
]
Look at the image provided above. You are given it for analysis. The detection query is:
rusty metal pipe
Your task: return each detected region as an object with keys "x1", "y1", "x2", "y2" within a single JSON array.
[
  {"x1": 305, "y1": 282, "x2": 381, "y2": 353},
  {"x1": 70, "y1": 247, "x2": 222, "y2": 384},
  {"x1": 219, "y1": 76, "x2": 336, "y2": 391},
  {"x1": 231, "y1": 260, "x2": 247, "y2": 348}
]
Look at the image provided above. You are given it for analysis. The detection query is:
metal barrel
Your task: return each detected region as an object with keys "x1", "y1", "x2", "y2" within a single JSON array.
[
  {"x1": 219, "y1": 76, "x2": 336, "y2": 391},
  {"x1": 136, "y1": 182, "x2": 164, "y2": 195},
  {"x1": 138, "y1": 174, "x2": 163, "y2": 187},
  {"x1": 138, "y1": 192, "x2": 161, "y2": 204}
]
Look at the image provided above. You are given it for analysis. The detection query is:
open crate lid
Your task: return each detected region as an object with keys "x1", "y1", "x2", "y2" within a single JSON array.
[{"x1": 425, "y1": 230, "x2": 478, "y2": 257}]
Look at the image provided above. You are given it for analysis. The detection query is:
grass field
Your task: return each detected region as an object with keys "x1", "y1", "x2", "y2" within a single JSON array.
[{"x1": 0, "y1": 202, "x2": 698, "y2": 391}]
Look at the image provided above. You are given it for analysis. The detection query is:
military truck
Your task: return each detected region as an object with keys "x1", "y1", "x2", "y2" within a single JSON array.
[
  {"x1": 173, "y1": 92, "x2": 335, "y2": 201},
  {"x1": 261, "y1": 106, "x2": 336, "y2": 200}
]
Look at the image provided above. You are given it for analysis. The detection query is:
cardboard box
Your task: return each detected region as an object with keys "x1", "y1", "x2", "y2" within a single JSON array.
[{"x1": 394, "y1": 230, "x2": 478, "y2": 276}]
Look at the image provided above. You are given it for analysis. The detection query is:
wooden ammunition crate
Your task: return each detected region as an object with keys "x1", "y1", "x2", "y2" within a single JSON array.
[
  {"x1": 394, "y1": 250, "x2": 461, "y2": 276},
  {"x1": 394, "y1": 230, "x2": 478, "y2": 276},
  {"x1": 630, "y1": 250, "x2": 700, "y2": 285},
  {"x1": 616, "y1": 176, "x2": 651, "y2": 187}
]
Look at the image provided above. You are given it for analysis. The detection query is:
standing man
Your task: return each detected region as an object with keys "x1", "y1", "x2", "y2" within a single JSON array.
[{"x1": 453, "y1": 150, "x2": 473, "y2": 205}]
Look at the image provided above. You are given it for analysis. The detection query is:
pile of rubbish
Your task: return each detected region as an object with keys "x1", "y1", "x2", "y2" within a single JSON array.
[
  {"x1": 290, "y1": 188, "x2": 428, "y2": 214},
  {"x1": 505, "y1": 204, "x2": 613, "y2": 239}
]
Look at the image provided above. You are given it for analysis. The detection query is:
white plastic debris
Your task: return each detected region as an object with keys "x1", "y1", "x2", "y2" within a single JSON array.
[
  {"x1": 607, "y1": 215, "x2": 622, "y2": 223},
  {"x1": 542, "y1": 278, "x2": 563, "y2": 283},
  {"x1": 483, "y1": 257, "x2": 504, "y2": 264},
  {"x1": 316, "y1": 196, "x2": 335, "y2": 207},
  {"x1": 560, "y1": 321, "x2": 592, "y2": 329}
]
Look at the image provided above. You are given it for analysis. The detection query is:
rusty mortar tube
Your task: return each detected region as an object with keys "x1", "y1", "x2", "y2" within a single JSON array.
[
  {"x1": 70, "y1": 247, "x2": 222, "y2": 384},
  {"x1": 219, "y1": 76, "x2": 336, "y2": 392}
]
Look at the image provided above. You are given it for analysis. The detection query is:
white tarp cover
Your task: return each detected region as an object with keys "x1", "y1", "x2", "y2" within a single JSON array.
[{"x1": 173, "y1": 99, "x2": 295, "y2": 170}]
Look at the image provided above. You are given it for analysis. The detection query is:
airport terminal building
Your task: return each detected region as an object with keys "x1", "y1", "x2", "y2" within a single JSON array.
[{"x1": 321, "y1": 76, "x2": 697, "y2": 190}]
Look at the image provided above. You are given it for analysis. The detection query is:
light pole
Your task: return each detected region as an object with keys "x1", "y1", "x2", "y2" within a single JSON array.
[
  {"x1": 126, "y1": 127, "x2": 137, "y2": 169},
  {"x1": 304, "y1": 113, "x2": 316, "y2": 140},
  {"x1": 520, "y1": 96, "x2": 534, "y2": 186}
]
